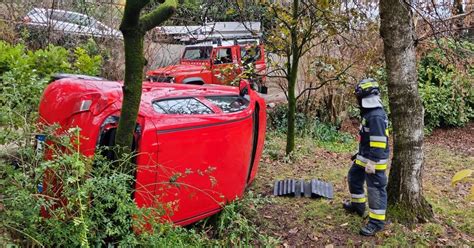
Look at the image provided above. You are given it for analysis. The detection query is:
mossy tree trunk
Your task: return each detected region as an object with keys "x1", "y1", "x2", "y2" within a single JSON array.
[
  {"x1": 380, "y1": 0, "x2": 434, "y2": 224},
  {"x1": 115, "y1": 0, "x2": 176, "y2": 157}
]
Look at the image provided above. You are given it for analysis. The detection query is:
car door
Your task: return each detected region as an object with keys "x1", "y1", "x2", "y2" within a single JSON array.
[
  {"x1": 150, "y1": 96, "x2": 254, "y2": 225},
  {"x1": 211, "y1": 47, "x2": 240, "y2": 85}
]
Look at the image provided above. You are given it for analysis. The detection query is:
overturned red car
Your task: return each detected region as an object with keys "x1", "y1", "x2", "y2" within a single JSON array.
[{"x1": 38, "y1": 75, "x2": 266, "y2": 226}]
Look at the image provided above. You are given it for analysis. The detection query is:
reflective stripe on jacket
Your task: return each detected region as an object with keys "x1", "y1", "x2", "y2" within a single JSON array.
[{"x1": 358, "y1": 107, "x2": 389, "y2": 162}]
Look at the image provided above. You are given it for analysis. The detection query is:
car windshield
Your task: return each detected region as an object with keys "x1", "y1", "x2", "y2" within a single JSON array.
[
  {"x1": 206, "y1": 95, "x2": 249, "y2": 113},
  {"x1": 153, "y1": 98, "x2": 213, "y2": 115},
  {"x1": 182, "y1": 47, "x2": 212, "y2": 60}
]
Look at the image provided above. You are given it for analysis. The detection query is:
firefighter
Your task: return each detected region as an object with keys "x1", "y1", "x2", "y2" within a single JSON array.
[{"x1": 343, "y1": 78, "x2": 390, "y2": 236}]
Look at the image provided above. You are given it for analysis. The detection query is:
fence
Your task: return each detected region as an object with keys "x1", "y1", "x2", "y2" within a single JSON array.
[{"x1": 0, "y1": 0, "x2": 184, "y2": 80}]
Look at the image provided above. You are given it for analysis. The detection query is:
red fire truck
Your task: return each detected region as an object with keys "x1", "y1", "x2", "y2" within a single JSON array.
[{"x1": 146, "y1": 39, "x2": 267, "y2": 93}]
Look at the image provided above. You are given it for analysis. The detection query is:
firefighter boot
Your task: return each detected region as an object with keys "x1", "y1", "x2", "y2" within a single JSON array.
[
  {"x1": 342, "y1": 201, "x2": 365, "y2": 217},
  {"x1": 359, "y1": 221, "x2": 383, "y2": 236}
]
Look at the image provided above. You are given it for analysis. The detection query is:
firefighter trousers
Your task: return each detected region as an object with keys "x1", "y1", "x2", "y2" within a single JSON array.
[{"x1": 348, "y1": 163, "x2": 387, "y2": 228}]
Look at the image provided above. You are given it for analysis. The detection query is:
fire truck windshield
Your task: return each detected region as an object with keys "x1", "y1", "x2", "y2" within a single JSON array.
[{"x1": 182, "y1": 46, "x2": 212, "y2": 60}]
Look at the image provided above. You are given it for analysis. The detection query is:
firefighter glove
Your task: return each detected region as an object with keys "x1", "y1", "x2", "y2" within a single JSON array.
[{"x1": 365, "y1": 160, "x2": 376, "y2": 174}]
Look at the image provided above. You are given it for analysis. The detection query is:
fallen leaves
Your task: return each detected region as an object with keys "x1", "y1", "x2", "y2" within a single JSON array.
[{"x1": 288, "y1": 227, "x2": 298, "y2": 234}]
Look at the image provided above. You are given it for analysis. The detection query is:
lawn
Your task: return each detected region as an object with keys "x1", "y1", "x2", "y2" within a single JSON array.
[{"x1": 245, "y1": 123, "x2": 474, "y2": 247}]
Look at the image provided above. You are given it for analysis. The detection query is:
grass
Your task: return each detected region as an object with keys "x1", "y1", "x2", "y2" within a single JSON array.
[
  {"x1": 3, "y1": 123, "x2": 472, "y2": 246},
  {"x1": 249, "y1": 128, "x2": 474, "y2": 246}
]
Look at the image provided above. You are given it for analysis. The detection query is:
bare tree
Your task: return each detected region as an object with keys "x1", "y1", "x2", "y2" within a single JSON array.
[
  {"x1": 380, "y1": 0, "x2": 434, "y2": 224},
  {"x1": 266, "y1": 0, "x2": 353, "y2": 155},
  {"x1": 115, "y1": 0, "x2": 177, "y2": 154}
]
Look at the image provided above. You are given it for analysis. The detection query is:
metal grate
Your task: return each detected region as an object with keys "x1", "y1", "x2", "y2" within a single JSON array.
[{"x1": 273, "y1": 179, "x2": 334, "y2": 199}]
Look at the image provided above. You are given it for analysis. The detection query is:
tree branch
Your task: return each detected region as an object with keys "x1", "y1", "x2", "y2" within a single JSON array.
[
  {"x1": 140, "y1": 0, "x2": 178, "y2": 32},
  {"x1": 295, "y1": 63, "x2": 353, "y2": 101},
  {"x1": 120, "y1": 0, "x2": 151, "y2": 30}
]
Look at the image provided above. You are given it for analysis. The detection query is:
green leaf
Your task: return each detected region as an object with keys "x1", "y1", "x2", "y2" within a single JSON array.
[{"x1": 451, "y1": 169, "x2": 473, "y2": 186}]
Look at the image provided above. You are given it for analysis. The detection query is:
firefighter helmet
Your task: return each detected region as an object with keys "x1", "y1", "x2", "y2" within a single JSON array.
[{"x1": 355, "y1": 78, "x2": 382, "y2": 108}]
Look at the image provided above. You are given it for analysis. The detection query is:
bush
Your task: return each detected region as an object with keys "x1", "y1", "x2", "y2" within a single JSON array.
[
  {"x1": 0, "y1": 41, "x2": 103, "y2": 143},
  {"x1": 1, "y1": 127, "x2": 275, "y2": 247},
  {"x1": 371, "y1": 39, "x2": 473, "y2": 132},
  {"x1": 267, "y1": 104, "x2": 309, "y2": 134},
  {"x1": 267, "y1": 104, "x2": 356, "y2": 152},
  {"x1": 1, "y1": 128, "x2": 199, "y2": 247},
  {"x1": 418, "y1": 39, "x2": 474, "y2": 131}
]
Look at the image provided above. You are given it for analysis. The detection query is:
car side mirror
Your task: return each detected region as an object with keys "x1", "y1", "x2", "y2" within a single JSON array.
[{"x1": 239, "y1": 80, "x2": 250, "y2": 97}]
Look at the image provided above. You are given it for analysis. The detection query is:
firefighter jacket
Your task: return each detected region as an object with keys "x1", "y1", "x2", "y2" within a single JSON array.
[{"x1": 355, "y1": 107, "x2": 390, "y2": 171}]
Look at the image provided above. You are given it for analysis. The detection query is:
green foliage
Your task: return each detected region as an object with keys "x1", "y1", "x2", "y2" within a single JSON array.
[
  {"x1": 371, "y1": 39, "x2": 473, "y2": 133},
  {"x1": 418, "y1": 39, "x2": 474, "y2": 131},
  {"x1": 267, "y1": 104, "x2": 312, "y2": 135},
  {"x1": 0, "y1": 41, "x2": 102, "y2": 143},
  {"x1": 73, "y1": 47, "x2": 102, "y2": 76},
  {"x1": 172, "y1": 0, "x2": 268, "y2": 25},
  {"x1": 2, "y1": 128, "x2": 191, "y2": 247},
  {"x1": 212, "y1": 191, "x2": 277, "y2": 246},
  {"x1": 29, "y1": 45, "x2": 71, "y2": 78},
  {"x1": 1, "y1": 127, "x2": 275, "y2": 247},
  {"x1": 267, "y1": 104, "x2": 356, "y2": 153}
]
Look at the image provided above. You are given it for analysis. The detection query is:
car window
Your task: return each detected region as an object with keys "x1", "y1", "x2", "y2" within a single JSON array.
[
  {"x1": 183, "y1": 47, "x2": 212, "y2": 60},
  {"x1": 68, "y1": 13, "x2": 92, "y2": 26},
  {"x1": 49, "y1": 11, "x2": 91, "y2": 26},
  {"x1": 241, "y1": 45, "x2": 261, "y2": 64},
  {"x1": 153, "y1": 98, "x2": 213, "y2": 115},
  {"x1": 206, "y1": 95, "x2": 249, "y2": 113},
  {"x1": 214, "y1": 48, "x2": 233, "y2": 64}
]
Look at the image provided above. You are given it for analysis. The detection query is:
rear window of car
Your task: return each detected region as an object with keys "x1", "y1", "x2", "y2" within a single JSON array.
[
  {"x1": 206, "y1": 95, "x2": 249, "y2": 113},
  {"x1": 152, "y1": 98, "x2": 213, "y2": 115}
]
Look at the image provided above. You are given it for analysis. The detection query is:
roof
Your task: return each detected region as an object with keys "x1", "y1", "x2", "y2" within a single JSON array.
[
  {"x1": 156, "y1": 22, "x2": 262, "y2": 42},
  {"x1": 185, "y1": 38, "x2": 261, "y2": 48}
]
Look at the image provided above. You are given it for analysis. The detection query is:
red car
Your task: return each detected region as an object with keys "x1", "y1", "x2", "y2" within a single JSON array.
[
  {"x1": 38, "y1": 75, "x2": 266, "y2": 226},
  {"x1": 146, "y1": 40, "x2": 267, "y2": 93}
]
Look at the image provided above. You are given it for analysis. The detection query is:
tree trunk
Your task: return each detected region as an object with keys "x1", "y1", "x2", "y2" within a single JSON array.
[
  {"x1": 285, "y1": 0, "x2": 300, "y2": 155},
  {"x1": 114, "y1": 0, "x2": 176, "y2": 157},
  {"x1": 115, "y1": 32, "x2": 145, "y2": 155},
  {"x1": 380, "y1": 0, "x2": 434, "y2": 224},
  {"x1": 286, "y1": 72, "x2": 297, "y2": 154}
]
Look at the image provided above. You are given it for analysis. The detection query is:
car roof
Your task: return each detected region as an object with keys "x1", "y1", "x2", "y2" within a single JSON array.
[{"x1": 29, "y1": 7, "x2": 96, "y2": 21}]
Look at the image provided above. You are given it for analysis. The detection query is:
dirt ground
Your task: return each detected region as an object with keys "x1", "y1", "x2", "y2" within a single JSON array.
[{"x1": 248, "y1": 122, "x2": 474, "y2": 247}]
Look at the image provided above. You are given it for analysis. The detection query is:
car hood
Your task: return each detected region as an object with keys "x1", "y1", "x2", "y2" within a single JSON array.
[{"x1": 147, "y1": 64, "x2": 209, "y2": 76}]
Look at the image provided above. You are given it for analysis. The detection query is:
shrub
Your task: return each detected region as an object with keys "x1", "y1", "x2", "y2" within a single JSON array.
[
  {"x1": 371, "y1": 39, "x2": 473, "y2": 132},
  {"x1": 267, "y1": 104, "x2": 356, "y2": 152},
  {"x1": 418, "y1": 39, "x2": 474, "y2": 131},
  {"x1": 1, "y1": 128, "x2": 200, "y2": 247},
  {"x1": 267, "y1": 104, "x2": 309, "y2": 134},
  {"x1": 212, "y1": 191, "x2": 277, "y2": 246},
  {"x1": 0, "y1": 41, "x2": 102, "y2": 143},
  {"x1": 1, "y1": 127, "x2": 275, "y2": 247},
  {"x1": 73, "y1": 47, "x2": 102, "y2": 76}
]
